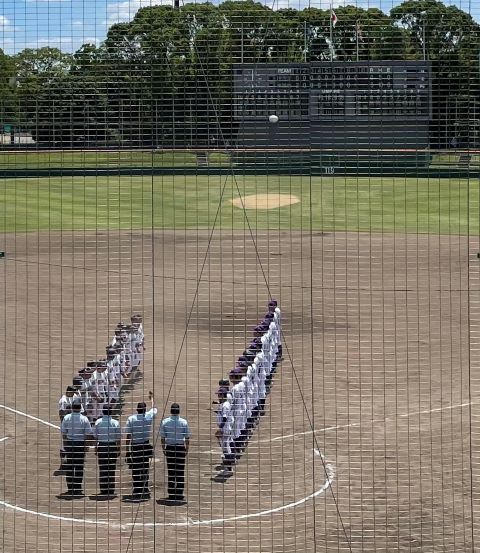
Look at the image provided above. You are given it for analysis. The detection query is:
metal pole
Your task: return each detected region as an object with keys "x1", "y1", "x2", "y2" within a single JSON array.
[
  {"x1": 241, "y1": 23, "x2": 244, "y2": 64},
  {"x1": 330, "y1": 4, "x2": 334, "y2": 62},
  {"x1": 421, "y1": 11, "x2": 427, "y2": 61},
  {"x1": 356, "y1": 21, "x2": 360, "y2": 62},
  {"x1": 304, "y1": 21, "x2": 307, "y2": 63}
]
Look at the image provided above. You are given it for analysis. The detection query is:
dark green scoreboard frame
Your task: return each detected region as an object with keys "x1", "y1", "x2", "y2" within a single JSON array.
[{"x1": 232, "y1": 61, "x2": 432, "y2": 167}]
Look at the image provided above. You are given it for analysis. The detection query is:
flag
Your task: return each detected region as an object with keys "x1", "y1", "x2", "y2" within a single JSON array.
[{"x1": 331, "y1": 10, "x2": 338, "y2": 27}]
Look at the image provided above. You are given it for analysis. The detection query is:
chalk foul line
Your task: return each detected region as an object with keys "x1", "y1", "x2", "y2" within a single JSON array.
[
  {"x1": 0, "y1": 404, "x2": 60, "y2": 430},
  {"x1": 266, "y1": 399, "x2": 479, "y2": 443},
  {"x1": 0, "y1": 457, "x2": 334, "y2": 528},
  {"x1": 0, "y1": 403, "x2": 334, "y2": 528}
]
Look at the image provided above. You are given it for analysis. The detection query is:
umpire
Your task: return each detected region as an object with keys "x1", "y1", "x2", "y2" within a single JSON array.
[
  {"x1": 159, "y1": 403, "x2": 191, "y2": 502},
  {"x1": 93, "y1": 405, "x2": 121, "y2": 497},
  {"x1": 60, "y1": 398, "x2": 93, "y2": 498},
  {"x1": 124, "y1": 392, "x2": 157, "y2": 500}
]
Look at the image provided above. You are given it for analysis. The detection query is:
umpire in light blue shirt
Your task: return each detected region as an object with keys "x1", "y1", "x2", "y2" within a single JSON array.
[
  {"x1": 124, "y1": 392, "x2": 157, "y2": 500},
  {"x1": 93, "y1": 405, "x2": 121, "y2": 497},
  {"x1": 60, "y1": 398, "x2": 93, "y2": 498},
  {"x1": 159, "y1": 403, "x2": 191, "y2": 502}
]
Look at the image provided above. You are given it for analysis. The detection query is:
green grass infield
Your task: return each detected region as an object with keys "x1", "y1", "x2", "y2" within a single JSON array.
[{"x1": 1, "y1": 174, "x2": 478, "y2": 234}]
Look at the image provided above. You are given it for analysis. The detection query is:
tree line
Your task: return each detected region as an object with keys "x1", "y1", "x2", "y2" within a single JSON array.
[{"x1": 0, "y1": 0, "x2": 479, "y2": 148}]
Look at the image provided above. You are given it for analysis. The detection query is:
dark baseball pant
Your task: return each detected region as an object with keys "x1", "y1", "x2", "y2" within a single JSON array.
[
  {"x1": 130, "y1": 442, "x2": 153, "y2": 496},
  {"x1": 64, "y1": 440, "x2": 86, "y2": 493},
  {"x1": 97, "y1": 442, "x2": 120, "y2": 495},
  {"x1": 165, "y1": 445, "x2": 187, "y2": 499}
]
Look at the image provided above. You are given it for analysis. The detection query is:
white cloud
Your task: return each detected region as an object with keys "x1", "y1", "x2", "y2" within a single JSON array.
[
  {"x1": 106, "y1": 0, "x2": 171, "y2": 26},
  {"x1": 25, "y1": 36, "x2": 73, "y2": 48},
  {"x1": 0, "y1": 15, "x2": 13, "y2": 28}
]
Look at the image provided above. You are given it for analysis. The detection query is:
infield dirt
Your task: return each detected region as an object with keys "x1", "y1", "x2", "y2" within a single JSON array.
[{"x1": 0, "y1": 228, "x2": 478, "y2": 553}]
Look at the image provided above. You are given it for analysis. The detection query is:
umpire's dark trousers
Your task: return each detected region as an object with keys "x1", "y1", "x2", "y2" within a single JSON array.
[
  {"x1": 130, "y1": 441, "x2": 153, "y2": 496},
  {"x1": 165, "y1": 445, "x2": 187, "y2": 499},
  {"x1": 97, "y1": 442, "x2": 120, "y2": 495},
  {"x1": 64, "y1": 440, "x2": 86, "y2": 494}
]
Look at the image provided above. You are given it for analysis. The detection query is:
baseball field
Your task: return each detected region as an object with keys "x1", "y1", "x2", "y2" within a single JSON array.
[{"x1": 0, "y1": 170, "x2": 479, "y2": 553}]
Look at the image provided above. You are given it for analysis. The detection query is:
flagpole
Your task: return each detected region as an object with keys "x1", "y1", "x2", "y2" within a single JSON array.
[
  {"x1": 356, "y1": 21, "x2": 359, "y2": 62},
  {"x1": 330, "y1": 3, "x2": 333, "y2": 62},
  {"x1": 304, "y1": 20, "x2": 307, "y2": 63}
]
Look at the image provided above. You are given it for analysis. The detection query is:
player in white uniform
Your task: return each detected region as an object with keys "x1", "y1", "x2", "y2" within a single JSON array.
[
  {"x1": 246, "y1": 364, "x2": 259, "y2": 431},
  {"x1": 56, "y1": 386, "x2": 78, "y2": 474},
  {"x1": 131, "y1": 314, "x2": 144, "y2": 366},
  {"x1": 215, "y1": 390, "x2": 234, "y2": 475},
  {"x1": 229, "y1": 367, "x2": 247, "y2": 458},
  {"x1": 78, "y1": 367, "x2": 95, "y2": 421},
  {"x1": 254, "y1": 351, "x2": 267, "y2": 416},
  {"x1": 91, "y1": 363, "x2": 108, "y2": 420},
  {"x1": 58, "y1": 387, "x2": 77, "y2": 420}
]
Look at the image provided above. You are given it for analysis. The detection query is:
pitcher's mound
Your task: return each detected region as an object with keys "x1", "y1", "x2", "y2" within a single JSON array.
[{"x1": 230, "y1": 193, "x2": 300, "y2": 210}]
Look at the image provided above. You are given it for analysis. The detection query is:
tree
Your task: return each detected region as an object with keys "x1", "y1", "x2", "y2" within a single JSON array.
[
  {"x1": 0, "y1": 49, "x2": 18, "y2": 128},
  {"x1": 391, "y1": 0, "x2": 480, "y2": 146}
]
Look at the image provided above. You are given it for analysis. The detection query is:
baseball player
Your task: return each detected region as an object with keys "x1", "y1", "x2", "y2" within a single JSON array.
[
  {"x1": 229, "y1": 367, "x2": 247, "y2": 458},
  {"x1": 56, "y1": 386, "x2": 78, "y2": 474},
  {"x1": 215, "y1": 390, "x2": 234, "y2": 475},
  {"x1": 91, "y1": 362, "x2": 108, "y2": 420},
  {"x1": 78, "y1": 367, "x2": 95, "y2": 421},
  {"x1": 58, "y1": 386, "x2": 77, "y2": 420}
]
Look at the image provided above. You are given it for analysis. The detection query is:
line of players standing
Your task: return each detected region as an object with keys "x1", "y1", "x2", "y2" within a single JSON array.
[
  {"x1": 57, "y1": 314, "x2": 145, "y2": 424},
  {"x1": 215, "y1": 300, "x2": 282, "y2": 476}
]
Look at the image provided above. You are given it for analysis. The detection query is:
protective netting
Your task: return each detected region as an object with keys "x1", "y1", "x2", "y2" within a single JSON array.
[{"x1": 1, "y1": 1, "x2": 480, "y2": 552}]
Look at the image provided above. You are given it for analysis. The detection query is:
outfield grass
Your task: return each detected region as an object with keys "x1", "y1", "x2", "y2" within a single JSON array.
[
  {"x1": 0, "y1": 174, "x2": 478, "y2": 234},
  {"x1": 0, "y1": 150, "x2": 232, "y2": 169}
]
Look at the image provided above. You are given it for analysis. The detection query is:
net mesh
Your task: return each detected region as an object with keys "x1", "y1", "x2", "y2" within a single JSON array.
[{"x1": 1, "y1": 0, "x2": 480, "y2": 552}]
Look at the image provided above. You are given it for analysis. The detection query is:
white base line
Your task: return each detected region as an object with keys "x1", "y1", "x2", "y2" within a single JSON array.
[
  {"x1": 0, "y1": 404, "x2": 59, "y2": 430},
  {"x1": 0, "y1": 403, "x2": 334, "y2": 528},
  {"x1": 0, "y1": 461, "x2": 334, "y2": 528},
  {"x1": 1, "y1": 398, "x2": 471, "y2": 528},
  {"x1": 265, "y1": 399, "x2": 478, "y2": 443}
]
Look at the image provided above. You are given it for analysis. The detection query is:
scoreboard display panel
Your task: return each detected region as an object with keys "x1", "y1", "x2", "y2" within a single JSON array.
[{"x1": 233, "y1": 61, "x2": 431, "y2": 121}]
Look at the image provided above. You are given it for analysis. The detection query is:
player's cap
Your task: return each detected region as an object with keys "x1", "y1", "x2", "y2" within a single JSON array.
[
  {"x1": 268, "y1": 299, "x2": 278, "y2": 307},
  {"x1": 72, "y1": 397, "x2": 82, "y2": 407},
  {"x1": 72, "y1": 376, "x2": 83, "y2": 386},
  {"x1": 79, "y1": 367, "x2": 92, "y2": 376},
  {"x1": 117, "y1": 321, "x2": 126, "y2": 328},
  {"x1": 217, "y1": 385, "x2": 229, "y2": 396},
  {"x1": 66, "y1": 386, "x2": 76, "y2": 393},
  {"x1": 218, "y1": 378, "x2": 230, "y2": 386},
  {"x1": 237, "y1": 360, "x2": 248, "y2": 368},
  {"x1": 238, "y1": 355, "x2": 247, "y2": 362},
  {"x1": 171, "y1": 403, "x2": 180, "y2": 415},
  {"x1": 86, "y1": 361, "x2": 96, "y2": 368},
  {"x1": 137, "y1": 401, "x2": 147, "y2": 410},
  {"x1": 229, "y1": 367, "x2": 242, "y2": 378},
  {"x1": 263, "y1": 312, "x2": 274, "y2": 321}
]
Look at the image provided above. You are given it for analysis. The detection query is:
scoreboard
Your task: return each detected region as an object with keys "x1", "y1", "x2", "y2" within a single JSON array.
[{"x1": 233, "y1": 61, "x2": 431, "y2": 121}]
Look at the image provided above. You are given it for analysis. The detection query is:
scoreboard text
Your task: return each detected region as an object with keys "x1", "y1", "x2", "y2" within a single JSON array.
[{"x1": 233, "y1": 62, "x2": 431, "y2": 120}]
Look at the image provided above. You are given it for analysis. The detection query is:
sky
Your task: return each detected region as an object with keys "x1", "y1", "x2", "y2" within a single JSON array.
[{"x1": 0, "y1": 0, "x2": 479, "y2": 55}]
